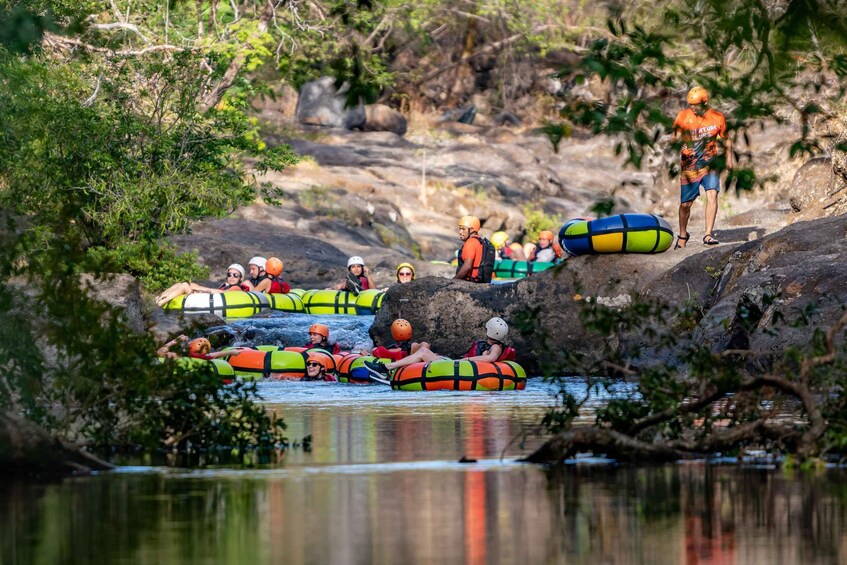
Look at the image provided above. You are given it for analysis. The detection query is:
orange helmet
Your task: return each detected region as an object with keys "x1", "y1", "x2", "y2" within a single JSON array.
[
  {"x1": 539, "y1": 230, "x2": 554, "y2": 242},
  {"x1": 308, "y1": 324, "x2": 329, "y2": 339},
  {"x1": 391, "y1": 319, "x2": 413, "y2": 342},
  {"x1": 266, "y1": 257, "x2": 284, "y2": 277},
  {"x1": 306, "y1": 352, "x2": 329, "y2": 371},
  {"x1": 686, "y1": 86, "x2": 709, "y2": 105},
  {"x1": 188, "y1": 338, "x2": 211, "y2": 356},
  {"x1": 458, "y1": 215, "x2": 481, "y2": 232}
]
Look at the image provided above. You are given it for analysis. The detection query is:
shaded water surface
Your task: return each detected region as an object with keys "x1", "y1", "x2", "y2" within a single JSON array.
[{"x1": 2, "y1": 380, "x2": 846, "y2": 564}]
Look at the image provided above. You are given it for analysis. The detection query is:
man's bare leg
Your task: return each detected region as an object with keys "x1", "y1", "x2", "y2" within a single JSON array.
[
  {"x1": 677, "y1": 201, "x2": 693, "y2": 248},
  {"x1": 704, "y1": 189, "x2": 718, "y2": 238}
]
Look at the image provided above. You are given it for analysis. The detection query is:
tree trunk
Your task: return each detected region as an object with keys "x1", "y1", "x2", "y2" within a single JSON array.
[{"x1": 0, "y1": 411, "x2": 113, "y2": 477}]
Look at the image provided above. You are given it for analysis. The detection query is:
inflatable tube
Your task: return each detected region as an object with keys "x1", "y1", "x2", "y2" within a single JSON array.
[
  {"x1": 559, "y1": 213, "x2": 674, "y2": 255},
  {"x1": 336, "y1": 353, "x2": 382, "y2": 384},
  {"x1": 354, "y1": 289, "x2": 384, "y2": 315},
  {"x1": 303, "y1": 290, "x2": 358, "y2": 315},
  {"x1": 268, "y1": 292, "x2": 305, "y2": 313},
  {"x1": 225, "y1": 347, "x2": 309, "y2": 380},
  {"x1": 493, "y1": 259, "x2": 555, "y2": 279},
  {"x1": 392, "y1": 360, "x2": 527, "y2": 391},
  {"x1": 163, "y1": 291, "x2": 266, "y2": 318},
  {"x1": 170, "y1": 357, "x2": 235, "y2": 381},
  {"x1": 289, "y1": 288, "x2": 307, "y2": 297}
]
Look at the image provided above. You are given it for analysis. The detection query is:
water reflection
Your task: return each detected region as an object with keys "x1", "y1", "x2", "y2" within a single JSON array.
[{"x1": 2, "y1": 381, "x2": 846, "y2": 564}]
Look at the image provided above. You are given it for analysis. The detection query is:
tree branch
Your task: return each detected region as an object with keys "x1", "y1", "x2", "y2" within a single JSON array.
[
  {"x1": 44, "y1": 33, "x2": 185, "y2": 56},
  {"x1": 198, "y1": 0, "x2": 279, "y2": 112},
  {"x1": 414, "y1": 25, "x2": 554, "y2": 87}
]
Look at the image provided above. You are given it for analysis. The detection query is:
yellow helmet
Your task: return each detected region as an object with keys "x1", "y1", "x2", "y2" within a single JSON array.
[
  {"x1": 491, "y1": 231, "x2": 509, "y2": 249},
  {"x1": 395, "y1": 262, "x2": 416, "y2": 281},
  {"x1": 686, "y1": 86, "x2": 709, "y2": 105},
  {"x1": 458, "y1": 215, "x2": 480, "y2": 232}
]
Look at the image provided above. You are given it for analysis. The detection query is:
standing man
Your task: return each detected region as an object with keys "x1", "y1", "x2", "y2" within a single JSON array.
[
  {"x1": 672, "y1": 86, "x2": 733, "y2": 247},
  {"x1": 454, "y1": 215, "x2": 484, "y2": 282}
]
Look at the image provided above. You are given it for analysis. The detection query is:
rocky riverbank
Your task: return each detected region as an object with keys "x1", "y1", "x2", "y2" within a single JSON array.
[{"x1": 149, "y1": 108, "x2": 845, "y2": 370}]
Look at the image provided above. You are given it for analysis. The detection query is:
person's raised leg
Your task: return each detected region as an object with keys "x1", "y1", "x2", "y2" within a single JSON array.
[{"x1": 156, "y1": 282, "x2": 192, "y2": 306}]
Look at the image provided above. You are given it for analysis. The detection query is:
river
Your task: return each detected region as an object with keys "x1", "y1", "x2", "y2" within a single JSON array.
[{"x1": 2, "y1": 315, "x2": 846, "y2": 563}]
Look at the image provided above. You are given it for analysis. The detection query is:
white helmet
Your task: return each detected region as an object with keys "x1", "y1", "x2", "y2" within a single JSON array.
[
  {"x1": 227, "y1": 263, "x2": 245, "y2": 277},
  {"x1": 347, "y1": 256, "x2": 365, "y2": 268},
  {"x1": 248, "y1": 256, "x2": 267, "y2": 269},
  {"x1": 485, "y1": 317, "x2": 509, "y2": 341}
]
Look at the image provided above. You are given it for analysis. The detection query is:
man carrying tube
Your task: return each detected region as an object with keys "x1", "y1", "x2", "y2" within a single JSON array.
[{"x1": 672, "y1": 86, "x2": 733, "y2": 248}]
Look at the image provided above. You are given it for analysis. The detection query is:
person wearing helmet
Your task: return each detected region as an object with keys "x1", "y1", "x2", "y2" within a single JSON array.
[
  {"x1": 155, "y1": 263, "x2": 251, "y2": 307},
  {"x1": 395, "y1": 262, "x2": 416, "y2": 284},
  {"x1": 156, "y1": 334, "x2": 241, "y2": 360},
  {"x1": 331, "y1": 256, "x2": 376, "y2": 294},
  {"x1": 364, "y1": 318, "x2": 430, "y2": 362},
  {"x1": 528, "y1": 230, "x2": 560, "y2": 263},
  {"x1": 303, "y1": 323, "x2": 341, "y2": 355},
  {"x1": 363, "y1": 317, "x2": 516, "y2": 382},
  {"x1": 672, "y1": 86, "x2": 733, "y2": 248},
  {"x1": 264, "y1": 257, "x2": 291, "y2": 294},
  {"x1": 244, "y1": 256, "x2": 273, "y2": 292},
  {"x1": 304, "y1": 352, "x2": 336, "y2": 382},
  {"x1": 454, "y1": 215, "x2": 486, "y2": 282}
]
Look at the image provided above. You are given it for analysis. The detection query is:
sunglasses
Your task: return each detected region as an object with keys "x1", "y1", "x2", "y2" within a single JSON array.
[
  {"x1": 398, "y1": 271, "x2": 413, "y2": 277},
  {"x1": 306, "y1": 362, "x2": 322, "y2": 368},
  {"x1": 226, "y1": 272, "x2": 241, "y2": 278}
]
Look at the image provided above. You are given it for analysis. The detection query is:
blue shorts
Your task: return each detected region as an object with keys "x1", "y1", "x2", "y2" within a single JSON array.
[{"x1": 680, "y1": 172, "x2": 720, "y2": 203}]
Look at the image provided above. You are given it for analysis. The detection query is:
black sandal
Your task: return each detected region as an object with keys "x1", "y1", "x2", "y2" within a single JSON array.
[
  {"x1": 674, "y1": 233, "x2": 690, "y2": 250},
  {"x1": 703, "y1": 233, "x2": 720, "y2": 245}
]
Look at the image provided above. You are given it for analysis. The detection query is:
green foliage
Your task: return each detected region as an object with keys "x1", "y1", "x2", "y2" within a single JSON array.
[
  {"x1": 86, "y1": 242, "x2": 209, "y2": 293},
  {"x1": 541, "y1": 290, "x2": 847, "y2": 461},
  {"x1": 550, "y1": 0, "x2": 847, "y2": 190},
  {"x1": 0, "y1": 4, "x2": 303, "y2": 462},
  {"x1": 521, "y1": 204, "x2": 562, "y2": 243}
]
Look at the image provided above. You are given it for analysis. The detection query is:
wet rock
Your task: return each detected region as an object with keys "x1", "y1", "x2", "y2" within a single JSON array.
[{"x1": 82, "y1": 273, "x2": 145, "y2": 334}]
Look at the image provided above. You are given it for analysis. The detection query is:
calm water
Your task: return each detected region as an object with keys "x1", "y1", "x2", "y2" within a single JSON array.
[{"x1": 2, "y1": 379, "x2": 846, "y2": 564}]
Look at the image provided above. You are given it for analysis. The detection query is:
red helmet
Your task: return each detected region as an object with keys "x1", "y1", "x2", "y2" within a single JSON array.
[
  {"x1": 266, "y1": 257, "x2": 284, "y2": 277},
  {"x1": 391, "y1": 319, "x2": 413, "y2": 342},
  {"x1": 686, "y1": 86, "x2": 709, "y2": 105},
  {"x1": 539, "y1": 230, "x2": 554, "y2": 242},
  {"x1": 188, "y1": 338, "x2": 211, "y2": 356},
  {"x1": 308, "y1": 324, "x2": 329, "y2": 339}
]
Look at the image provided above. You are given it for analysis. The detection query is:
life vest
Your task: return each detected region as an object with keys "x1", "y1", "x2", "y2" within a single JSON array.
[
  {"x1": 531, "y1": 245, "x2": 557, "y2": 263},
  {"x1": 345, "y1": 272, "x2": 371, "y2": 294},
  {"x1": 303, "y1": 341, "x2": 341, "y2": 355},
  {"x1": 268, "y1": 276, "x2": 291, "y2": 294},
  {"x1": 456, "y1": 235, "x2": 495, "y2": 283},
  {"x1": 462, "y1": 340, "x2": 517, "y2": 362},
  {"x1": 372, "y1": 341, "x2": 412, "y2": 362},
  {"x1": 219, "y1": 282, "x2": 251, "y2": 292},
  {"x1": 249, "y1": 273, "x2": 269, "y2": 288}
]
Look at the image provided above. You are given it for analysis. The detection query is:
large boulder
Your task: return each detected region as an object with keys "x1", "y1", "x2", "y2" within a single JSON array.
[
  {"x1": 370, "y1": 214, "x2": 847, "y2": 375},
  {"x1": 295, "y1": 76, "x2": 365, "y2": 129},
  {"x1": 362, "y1": 104, "x2": 407, "y2": 136},
  {"x1": 788, "y1": 157, "x2": 833, "y2": 213}
]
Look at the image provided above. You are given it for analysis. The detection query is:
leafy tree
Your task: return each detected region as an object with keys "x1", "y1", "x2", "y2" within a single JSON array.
[{"x1": 0, "y1": 2, "x2": 298, "y2": 468}]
